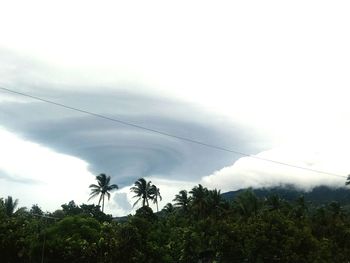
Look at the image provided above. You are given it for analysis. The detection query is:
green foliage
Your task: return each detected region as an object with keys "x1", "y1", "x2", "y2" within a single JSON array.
[
  {"x1": 173, "y1": 190, "x2": 191, "y2": 213},
  {"x1": 130, "y1": 178, "x2": 162, "y2": 213},
  {"x1": 1, "y1": 196, "x2": 27, "y2": 217},
  {"x1": 1, "y1": 185, "x2": 350, "y2": 262},
  {"x1": 42, "y1": 215, "x2": 101, "y2": 262},
  {"x1": 233, "y1": 189, "x2": 261, "y2": 218},
  {"x1": 150, "y1": 184, "x2": 162, "y2": 212},
  {"x1": 30, "y1": 204, "x2": 43, "y2": 216},
  {"x1": 61, "y1": 200, "x2": 112, "y2": 222},
  {"x1": 130, "y1": 177, "x2": 153, "y2": 208},
  {"x1": 135, "y1": 206, "x2": 156, "y2": 221}
]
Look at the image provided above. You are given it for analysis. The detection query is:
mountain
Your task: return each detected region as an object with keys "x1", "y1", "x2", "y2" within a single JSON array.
[{"x1": 222, "y1": 185, "x2": 350, "y2": 205}]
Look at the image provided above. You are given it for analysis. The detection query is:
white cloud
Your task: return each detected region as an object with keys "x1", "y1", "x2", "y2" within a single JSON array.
[
  {"x1": 1, "y1": 1, "x2": 350, "y2": 137},
  {"x1": 201, "y1": 145, "x2": 350, "y2": 192},
  {"x1": 0, "y1": 127, "x2": 95, "y2": 212}
]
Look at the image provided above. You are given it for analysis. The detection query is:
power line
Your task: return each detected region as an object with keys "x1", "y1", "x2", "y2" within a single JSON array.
[
  {"x1": 0, "y1": 86, "x2": 347, "y2": 179},
  {"x1": 31, "y1": 213, "x2": 59, "y2": 220}
]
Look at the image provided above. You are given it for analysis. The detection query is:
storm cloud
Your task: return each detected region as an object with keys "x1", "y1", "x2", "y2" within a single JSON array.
[
  {"x1": 0, "y1": 51, "x2": 269, "y2": 187},
  {"x1": 0, "y1": 89, "x2": 266, "y2": 186}
]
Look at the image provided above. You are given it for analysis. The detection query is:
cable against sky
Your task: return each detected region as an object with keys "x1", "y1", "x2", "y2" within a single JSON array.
[{"x1": 0, "y1": 86, "x2": 347, "y2": 179}]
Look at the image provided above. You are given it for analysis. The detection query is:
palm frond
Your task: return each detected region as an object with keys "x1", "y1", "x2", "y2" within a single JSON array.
[
  {"x1": 108, "y1": 184, "x2": 119, "y2": 190},
  {"x1": 133, "y1": 197, "x2": 141, "y2": 207},
  {"x1": 346, "y1": 175, "x2": 350, "y2": 185},
  {"x1": 88, "y1": 173, "x2": 118, "y2": 209},
  {"x1": 88, "y1": 192, "x2": 100, "y2": 201},
  {"x1": 89, "y1": 184, "x2": 100, "y2": 189}
]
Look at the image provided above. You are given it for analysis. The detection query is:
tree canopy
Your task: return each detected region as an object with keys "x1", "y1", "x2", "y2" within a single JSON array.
[
  {"x1": 88, "y1": 173, "x2": 118, "y2": 212},
  {"x1": 1, "y1": 181, "x2": 350, "y2": 262}
]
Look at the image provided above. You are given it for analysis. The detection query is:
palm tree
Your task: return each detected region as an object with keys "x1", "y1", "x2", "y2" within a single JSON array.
[
  {"x1": 150, "y1": 185, "x2": 162, "y2": 212},
  {"x1": 234, "y1": 189, "x2": 260, "y2": 218},
  {"x1": 130, "y1": 178, "x2": 153, "y2": 208},
  {"x1": 190, "y1": 184, "x2": 209, "y2": 217},
  {"x1": 173, "y1": 190, "x2": 191, "y2": 213},
  {"x1": 266, "y1": 194, "x2": 282, "y2": 211},
  {"x1": 346, "y1": 174, "x2": 350, "y2": 185},
  {"x1": 88, "y1": 173, "x2": 118, "y2": 212},
  {"x1": 207, "y1": 189, "x2": 227, "y2": 214},
  {"x1": 2, "y1": 196, "x2": 26, "y2": 217},
  {"x1": 162, "y1": 203, "x2": 175, "y2": 214},
  {"x1": 207, "y1": 189, "x2": 222, "y2": 208}
]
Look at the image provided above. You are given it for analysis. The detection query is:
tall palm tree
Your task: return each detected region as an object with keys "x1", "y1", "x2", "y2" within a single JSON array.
[
  {"x1": 346, "y1": 174, "x2": 350, "y2": 186},
  {"x1": 234, "y1": 189, "x2": 260, "y2": 218},
  {"x1": 2, "y1": 196, "x2": 26, "y2": 217},
  {"x1": 130, "y1": 178, "x2": 153, "y2": 208},
  {"x1": 88, "y1": 173, "x2": 118, "y2": 212},
  {"x1": 208, "y1": 189, "x2": 222, "y2": 207},
  {"x1": 207, "y1": 189, "x2": 227, "y2": 212},
  {"x1": 162, "y1": 203, "x2": 175, "y2": 214},
  {"x1": 150, "y1": 184, "x2": 162, "y2": 212},
  {"x1": 190, "y1": 184, "x2": 209, "y2": 217},
  {"x1": 173, "y1": 190, "x2": 191, "y2": 213}
]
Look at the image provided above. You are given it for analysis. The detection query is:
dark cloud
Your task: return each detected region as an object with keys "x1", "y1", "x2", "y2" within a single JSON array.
[
  {"x1": 0, "y1": 90, "x2": 267, "y2": 186},
  {"x1": 0, "y1": 51, "x2": 270, "y2": 186}
]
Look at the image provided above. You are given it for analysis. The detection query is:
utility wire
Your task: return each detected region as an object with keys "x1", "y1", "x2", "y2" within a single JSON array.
[
  {"x1": 31, "y1": 213, "x2": 59, "y2": 220},
  {"x1": 0, "y1": 86, "x2": 347, "y2": 179}
]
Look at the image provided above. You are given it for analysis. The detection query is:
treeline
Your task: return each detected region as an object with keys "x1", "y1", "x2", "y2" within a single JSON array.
[{"x1": 1, "y1": 185, "x2": 350, "y2": 262}]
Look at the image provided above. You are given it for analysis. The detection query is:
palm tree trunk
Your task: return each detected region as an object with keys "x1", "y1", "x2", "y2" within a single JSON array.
[{"x1": 102, "y1": 194, "x2": 105, "y2": 213}]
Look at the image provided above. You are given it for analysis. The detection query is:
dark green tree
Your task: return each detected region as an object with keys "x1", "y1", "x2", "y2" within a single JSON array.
[
  {"x1": 150, "y1": 184, "x2": 162, "y2": 212},
  {"x1": 130, "y1": 178, "x2": 153, "y2": 208},
  {"x1": 207, "y1": 189, "x2": 228, "y2": 217},
  {"x1": 190, "y1": 184, "x2": 209, "y2": 218},
  {"x1": 2, "y1": 196, "x2": 26, "y2": 217},
  {"x1": 30, "y1": 204, "x2": 43, "y2": 216},
  {"x1": 173, "y1": 190, "x2": 191, "y2": 213},
  {"x1": 88, "y1": 173, "x2": 118, "y2": 212},
  {"x1": 162, "y1": 203, "x2": 175, "y2": 214},
  {"x1": 346, "y1": 174, "x2": 350, "y2": 185},
  {"x1": 233, "y1": 189, "x2": 260, "y2": 218}
]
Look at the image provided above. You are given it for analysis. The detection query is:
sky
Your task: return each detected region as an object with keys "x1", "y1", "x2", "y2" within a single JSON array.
[{"x1": 0, "y1": 1, "x2": 350, "y2": 216}]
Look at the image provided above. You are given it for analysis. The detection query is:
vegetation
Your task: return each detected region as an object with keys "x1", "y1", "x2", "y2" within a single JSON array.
[
  {"x1": 88, "y1": 173, "x2": 118, "y2": 212},
  {"x1": 130, "y1": 178, "x2": 162, "y2": 210},
  {"x1": 346, "y1": 174, "x2": 350, "y2": 186},
  {"x1": 1, "y1": 178, "x2": 350, "y2": 262},
  {"x1": 0, "y1": 196, "x2": 26, "y2": 217}
]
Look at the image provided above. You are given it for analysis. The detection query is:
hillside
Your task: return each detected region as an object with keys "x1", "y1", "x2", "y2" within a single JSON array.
[{"x1": 222, "y1": 185, "x2": 350, "y2": 205}]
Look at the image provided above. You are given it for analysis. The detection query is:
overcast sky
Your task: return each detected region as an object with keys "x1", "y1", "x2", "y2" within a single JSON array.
[{"x1": 1, "y1": 1, "x2": 350, "y2": 216}]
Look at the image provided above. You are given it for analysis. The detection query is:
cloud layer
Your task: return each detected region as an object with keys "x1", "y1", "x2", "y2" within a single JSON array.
[
  {"x1": 0, "y1": 51, "x2": 268, "y2": 214},
  {"x1": 202, "y1": 146, "x2": 349, "y2": 192},
  {"x1": 1, "y1": 0, "x2": 350, "y2": 214},
  {"x1": 0, "y1": 88, "x2": 265, "y2": 186}
]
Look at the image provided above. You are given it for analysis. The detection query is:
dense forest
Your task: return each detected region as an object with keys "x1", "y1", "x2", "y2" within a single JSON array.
[{"x1": 1, "y1": 176, "x2": 350, "y2": 263}]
